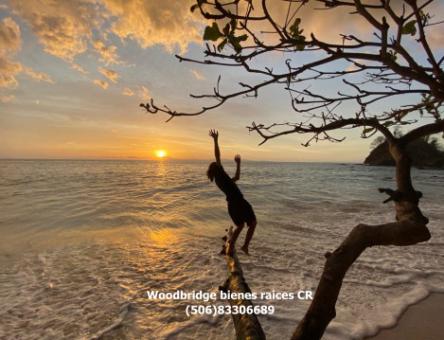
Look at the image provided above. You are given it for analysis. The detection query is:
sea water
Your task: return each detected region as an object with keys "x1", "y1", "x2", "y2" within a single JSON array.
[{"x1": 0, "y1": 160, "x2": 443, "y2": 339}]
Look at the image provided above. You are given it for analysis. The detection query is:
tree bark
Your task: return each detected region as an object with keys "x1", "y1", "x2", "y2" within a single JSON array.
[
  {"x1": 291, "y1": 142, "x2": 431, "y2": 340},
  {"x1": 218, "y1": 142, "x2": 431, "y2": 340},
  {"x1": 221, "y1": 227, "x2": 266, "y2": 340}
]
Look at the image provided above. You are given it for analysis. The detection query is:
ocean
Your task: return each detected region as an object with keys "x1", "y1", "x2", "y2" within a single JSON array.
[{"x1": 0, "y1": 160, "x2": 443, "y2": 339}]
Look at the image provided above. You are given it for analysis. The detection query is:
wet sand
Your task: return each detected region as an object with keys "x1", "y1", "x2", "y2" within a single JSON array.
[{"x1": 367, "y1": 293, "x2": 444, "y2": 340}]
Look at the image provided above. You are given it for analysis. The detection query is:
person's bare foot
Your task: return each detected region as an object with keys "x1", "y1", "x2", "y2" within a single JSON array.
[{"x1": 241, "y1": 245, "x2": 249, "y2": 255}]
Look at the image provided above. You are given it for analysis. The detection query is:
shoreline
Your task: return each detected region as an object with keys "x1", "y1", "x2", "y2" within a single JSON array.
[{"x1": 366, "y1": 293, "x2": 444, "y2": 340}]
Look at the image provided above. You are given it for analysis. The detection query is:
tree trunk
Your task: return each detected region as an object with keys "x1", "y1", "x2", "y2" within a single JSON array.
[
  {"x1": 221, "y1": 226, "x2": 266, "y2": 340},
  {"x1": 291, "y1": 142, "x2": 431, "y2": 340},
  {"x1": 218, "y1": 143, "x2": 431, "y2": 340}
]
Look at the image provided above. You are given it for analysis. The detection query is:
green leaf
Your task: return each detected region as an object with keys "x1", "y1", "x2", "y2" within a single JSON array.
[
  {"x1": 229, "y1": 35, "x2": 242, "y2": 53},
  {"x1": 387, "y1": 50, "x2": 397, "y2": 62},
  {"x1": 230, "y1": 19, "x2": 237, "y2": 32},
  {"x1": 228, "y1": 34, "x2": 248, "y2": 53},
  {"x1": 289, "y1": 18, "x2": 302, "y2": 38},
  {"x1": 217, "y1": 38, "x2": 228, "y2": 52},
  {"x1": 289, "y1": 18, "x2": 305, "y2": 50},
  {"x1": 296, "y1": 43, "x2": 305, "y2": 51},
  {"x1": 294, "y1": 36, "x2": 306, "y2": 51},
  {"x1": 425, "y1": 103, "x2": 434, "y2": 112},
  {"x1": 203, "y1": 23, "x2": 223, "y2": 41},
  {"x1": 237, "y1": 34, "x2": 248, "y2": 42},
  {"x1": 401, "y1": 20, "x2": 417, "y2": 36},
  {"x1": 223, "y1": 23, "x2": 230, "y2": 36}
]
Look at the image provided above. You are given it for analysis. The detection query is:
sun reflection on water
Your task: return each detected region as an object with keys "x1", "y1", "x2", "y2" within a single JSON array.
[
  {"x1": 155, "y1": 160, "x2": 166, "y2": 177},
  {"x1": 148, "y1": 228, "x2": 178, "y2": 246}
]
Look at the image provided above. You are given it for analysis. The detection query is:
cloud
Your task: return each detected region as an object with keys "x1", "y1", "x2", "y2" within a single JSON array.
[
  {"x1": 7, "y1": 0, "x2": 441, "y2": 70},
  {"x1": 0, "y1": 17, "x2": 21, "y2": 88},
  {"x1": 0, "y1": 17, "x2": 21, "y2": 53},
  {"x1": 0, "y1": 94, "x2": 15, "y2": 103},
  {"x1": 246, "y1": 1, "x2": 444, "y2": 49},
  {"x1": 6, "y1": 0, "x2": 205, "y2": 93},
  {"x1": 122, "y1": 87, "x2": 134, "y2": 96},
  {"x1": 1, "y1": 1, "x2": 205, "y2": 104},
  {"x1": 101, "y1": 0, "x2": 202, "y2": 53},
  {"x1": 98, "y1": 67, "x2": 119, "y2": 83},
  {"x1": 240, "y1": 1, "x2": 372, "y2": 45},
  {"x1": 345, "y1": 63, "x2": 359, "y2": 72},
  {"x1": 93, "y1": 40, "x2": 120, "y2": 65},
  {"x1": 426, "y1": 1, "x2": 444, "y2": 50},
  {"x1": 428, "y1": 28, "x2": 444, "y2": 50},
  {"x1": 0, "y1": 56, "x2": 52, "y2": 89},
  {"x1": 0, "y1": 17, "x2": 52, "y2": 91},
  {"x1": 191, "y1": 69, "x2": 205, "y2": 80},
  {"x1": 9, "y1": 0, "x2": 203, "y2": 63},
  {"x1": 71, "y1": 63, "x2": 88, "y2": 74},
  {"x1": 0, "y1": 57, "x2": 22, "y2": 89},
  {"x1": 8, "y1": 0, "x2": 100, "y2": 61},
  {"x1": 138, "y1": 85, "x2": 150, "y2": 100},
  {"x1": 22, "y1": 66, "x2": 54, "y2": 83},
  {"x1": 94, "y1": 79, "x2": 109, "y2": 89},
  {"x1": 0, "y1": 58, "x2": 53, "y2": 90}
]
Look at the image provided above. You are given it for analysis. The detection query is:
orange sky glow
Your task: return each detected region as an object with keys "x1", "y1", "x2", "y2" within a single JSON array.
[{"x1": 1, "y1": 1, "x2": 443, "y2": 162}]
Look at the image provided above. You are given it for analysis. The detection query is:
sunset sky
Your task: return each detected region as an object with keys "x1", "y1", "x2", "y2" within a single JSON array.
[{"x1": 1, "y1": 0, "x2": 442, "y2": 162}]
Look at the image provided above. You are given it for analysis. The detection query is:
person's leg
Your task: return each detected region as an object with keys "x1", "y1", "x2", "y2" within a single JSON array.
[
  {"x1": 227, "y1": 223, "x2": 244, "y2": 256},
  {"x1": 241, "y1": 219, "x2": 256, "y2": 255}
]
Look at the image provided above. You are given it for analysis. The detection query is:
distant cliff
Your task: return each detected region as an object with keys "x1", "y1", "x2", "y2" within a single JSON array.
[{"x1": 364, "y1": 138, "x2": 444, "y2": 169}]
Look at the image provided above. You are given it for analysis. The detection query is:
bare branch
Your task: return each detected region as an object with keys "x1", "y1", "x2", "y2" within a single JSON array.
[{"x1": 141, "y1": 2, "x2": 443, "y2": 339}]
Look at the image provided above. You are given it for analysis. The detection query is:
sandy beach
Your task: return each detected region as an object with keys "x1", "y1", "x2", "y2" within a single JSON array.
[{"x1": 367, "y1": 293, "x2": 444, "y2": 340}]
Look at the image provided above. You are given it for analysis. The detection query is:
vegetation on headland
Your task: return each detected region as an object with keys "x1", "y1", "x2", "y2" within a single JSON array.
[{"x1": 365, "y1": 134, "x2": 444, "y2": 169}]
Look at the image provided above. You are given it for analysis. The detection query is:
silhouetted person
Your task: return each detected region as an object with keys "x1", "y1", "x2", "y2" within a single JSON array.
[{"x1": 207, "y1": 129, "x2": 257, "y2": 255}]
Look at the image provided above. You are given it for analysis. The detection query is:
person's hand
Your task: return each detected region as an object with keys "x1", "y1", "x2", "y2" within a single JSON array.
[
  {"x1": 234, "y1": 154, "x2": 241, "y2": 163},
  {"x1": 209, "y1": 129, "x2": 219, "y2": 139}
]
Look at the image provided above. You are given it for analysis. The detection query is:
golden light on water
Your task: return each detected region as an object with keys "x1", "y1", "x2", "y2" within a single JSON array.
[
  {"x1": 155, "y1": 149, "x2": 167, "y2": 158},
  {"x1": 148, "y1": 229, "x2": 178, "y2": 246}
]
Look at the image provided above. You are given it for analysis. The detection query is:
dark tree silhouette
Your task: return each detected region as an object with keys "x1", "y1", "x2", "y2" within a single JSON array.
[{"x1": 141, "y1": 1, "x2": 443, "y2": 339}]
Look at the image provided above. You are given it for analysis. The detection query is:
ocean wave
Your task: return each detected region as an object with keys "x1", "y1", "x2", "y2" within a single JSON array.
[{"x1": 1, "y1": 160, "x2": 443, "y2": 339}]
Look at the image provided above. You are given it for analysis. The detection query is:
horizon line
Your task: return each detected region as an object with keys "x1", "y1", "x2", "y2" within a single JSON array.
[{"x1": 0, "y1": 157, "x2": 361, "y2": 164}]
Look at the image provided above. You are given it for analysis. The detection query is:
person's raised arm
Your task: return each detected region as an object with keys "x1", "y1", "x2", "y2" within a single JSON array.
[
  {"x1": 209, "y1": 129, "x2": 221, "y2": 165},
  {"x1": 232, "y1": 154, "x2": 241, "y2": 182}
]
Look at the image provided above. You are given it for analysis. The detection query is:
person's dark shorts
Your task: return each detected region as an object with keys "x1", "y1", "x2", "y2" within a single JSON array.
[{"x1": 227, "y1": 198, "x2": 256, "y2": 226}]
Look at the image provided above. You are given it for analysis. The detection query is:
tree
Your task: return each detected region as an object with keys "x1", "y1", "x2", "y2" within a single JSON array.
[{"x1": 141, "y1": 1, "x2": 443, "y2": 339}]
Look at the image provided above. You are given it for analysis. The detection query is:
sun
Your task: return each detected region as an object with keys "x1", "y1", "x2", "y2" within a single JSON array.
[{"x1": 155, "y1": 149, "x2": 167, "y2": 158}]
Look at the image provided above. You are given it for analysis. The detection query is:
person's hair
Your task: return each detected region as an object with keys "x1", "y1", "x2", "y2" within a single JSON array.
[{"x1": 207, "y1": 162, "x2": 220, "y2": 182}]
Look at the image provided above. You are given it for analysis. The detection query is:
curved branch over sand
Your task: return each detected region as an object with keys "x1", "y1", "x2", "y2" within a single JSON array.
[
  {"x1": 219, "y1": 142, "x2": 431, "y2": 340},
  {"x1": 291, "y1": 142, "x2": 431, "y2": 340}
]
